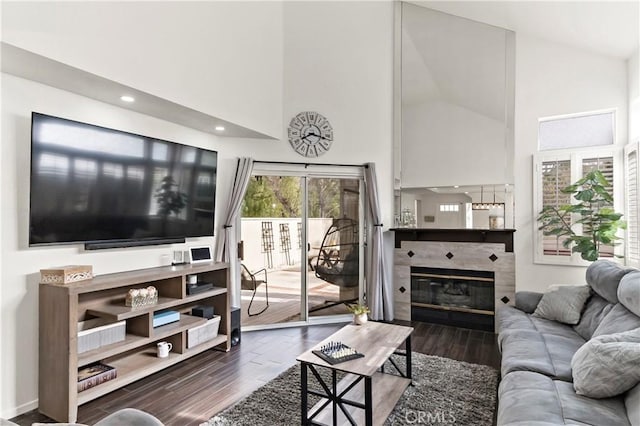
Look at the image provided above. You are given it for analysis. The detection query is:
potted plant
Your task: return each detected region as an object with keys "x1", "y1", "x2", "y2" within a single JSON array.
[
  {"x1": 537, "y1": 170, "x2": 625, "y2": 262},
  {"x1": 347, "y1": 303, "x2": 370, "y2": 325}
]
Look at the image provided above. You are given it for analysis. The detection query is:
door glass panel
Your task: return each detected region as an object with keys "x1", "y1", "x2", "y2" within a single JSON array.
[
  {"x1": 240, "y1": 175, "x2": 303, "y2": 327},
  {"x1": 307, "y1": 177, "x2": 361, "y2": 317}
]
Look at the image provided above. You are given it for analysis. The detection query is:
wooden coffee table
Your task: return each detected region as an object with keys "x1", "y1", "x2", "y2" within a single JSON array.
[{"x1": 297, "y1": 321, "x2": 413, "y2": 426}]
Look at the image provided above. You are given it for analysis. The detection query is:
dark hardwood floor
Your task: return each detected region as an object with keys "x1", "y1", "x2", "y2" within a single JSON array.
[{"x1": 11, "y1": 321, "x2": 500, "y2": 426}]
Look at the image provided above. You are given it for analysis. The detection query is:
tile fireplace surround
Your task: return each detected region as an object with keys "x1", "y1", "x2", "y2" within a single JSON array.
[{"x1": 392, "y1": 229, "x2": 515, "y2": 332}]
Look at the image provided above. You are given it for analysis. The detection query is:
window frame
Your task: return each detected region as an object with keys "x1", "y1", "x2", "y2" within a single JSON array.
[{"x1": 533, "y1": 146, "x2": 623, "y2": 266}]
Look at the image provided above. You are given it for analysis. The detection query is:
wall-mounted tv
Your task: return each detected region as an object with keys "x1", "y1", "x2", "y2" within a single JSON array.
[{"x1": 29, "y1": 112, "x2": 217, "y2": 249}]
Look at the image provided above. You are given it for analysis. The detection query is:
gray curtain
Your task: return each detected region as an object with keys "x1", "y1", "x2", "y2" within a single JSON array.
[
  {"x1": 364, "y1": 163, "x2": 393, "y2": 321},
  {"x1": 215, "y1": 157, "x2": 254, "y2": 307}
]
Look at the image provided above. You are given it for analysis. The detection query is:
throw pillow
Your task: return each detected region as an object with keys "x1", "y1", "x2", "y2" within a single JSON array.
[
  {"x1": 532, "y1": 285, "x2": 591, "y2": 325},
  {"x1": 626, "y1": 382, "x2": 640, "y2": 426},
  {"x1": 571, "y1": 327, "x2": 640, "y2": 398}
]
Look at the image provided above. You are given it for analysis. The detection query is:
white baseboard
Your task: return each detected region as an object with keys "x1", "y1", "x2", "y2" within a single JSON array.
[{"x1": 1, "y1": 399, "x2": 38, "y2": 422}]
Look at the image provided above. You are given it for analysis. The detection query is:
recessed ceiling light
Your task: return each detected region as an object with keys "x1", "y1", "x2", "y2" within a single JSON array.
[
  {"x1": 215, "y1": 126, "x2": 225, "y2": 132},
  {"x1": 453, "y1": 185, "x2": 459, "y2": 188},
  {"x1": 120, "y1": 95, "x2": 135, "y2": 103}
]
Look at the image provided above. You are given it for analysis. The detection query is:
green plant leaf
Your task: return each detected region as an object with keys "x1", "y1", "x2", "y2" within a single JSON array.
[
  {"x1": 575, "y1": 189, "x2": 594, "y2": 201},
  {"x1": 537, "y1": 165, "x2": 624, "y2": 261}
]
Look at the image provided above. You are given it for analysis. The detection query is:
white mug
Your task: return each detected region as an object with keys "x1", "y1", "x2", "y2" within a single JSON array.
[
  {"x1": 157, "y1": 341, "x2": 173, "y2": 358},
  {"x1": 187, "y1": 275, "x2": 198, "y2": 285}
]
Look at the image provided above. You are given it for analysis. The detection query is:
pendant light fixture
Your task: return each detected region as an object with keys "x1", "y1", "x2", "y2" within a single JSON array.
[{"x1": 472, "y1": 185, "x2": 505, "y2": 210}]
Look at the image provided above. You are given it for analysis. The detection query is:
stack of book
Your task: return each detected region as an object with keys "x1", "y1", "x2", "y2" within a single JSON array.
[{"x1": 77, "y1": 363, "x2": 117, "y2": 392}]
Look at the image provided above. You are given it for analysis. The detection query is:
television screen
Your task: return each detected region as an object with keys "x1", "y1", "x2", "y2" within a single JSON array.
[{"x1": 29, "y1": 112, "x2": 217, "y2": 248}]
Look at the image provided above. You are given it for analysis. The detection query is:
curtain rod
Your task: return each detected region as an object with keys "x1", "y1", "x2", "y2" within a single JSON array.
[{"x1": 253, "y1": 160, "x2": 368, "y2": 168}]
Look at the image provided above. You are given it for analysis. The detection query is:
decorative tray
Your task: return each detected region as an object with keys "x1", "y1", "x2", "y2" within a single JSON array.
[{"x1": 312, "y1": 341, "x2": 364, "y2": 365}]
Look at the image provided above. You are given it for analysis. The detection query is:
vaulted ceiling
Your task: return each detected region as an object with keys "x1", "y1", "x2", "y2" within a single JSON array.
[{"x1": 408, "y1": 1, "x2": 639, "y2": 60}]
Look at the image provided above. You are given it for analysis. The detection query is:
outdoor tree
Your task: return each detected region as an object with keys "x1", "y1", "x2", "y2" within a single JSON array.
[{"x1": 242, "y1": 176, "x2": 342, "y2": 219}]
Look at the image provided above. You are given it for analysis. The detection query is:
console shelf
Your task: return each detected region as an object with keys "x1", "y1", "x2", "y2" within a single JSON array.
[
  {"x1": 39, "y1": 262, "x2": 230, "y2": 423},
  {"x1": 77, "y1": 333, "x2": 227, "y2": 405},
  {"x1": 86, "y1": 287, "x2": 226, "y2": 321}
]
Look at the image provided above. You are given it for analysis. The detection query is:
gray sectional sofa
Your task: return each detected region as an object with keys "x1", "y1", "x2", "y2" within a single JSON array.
[{"x1": 496, "y1": 260, "x2": 640, "y2": 426}]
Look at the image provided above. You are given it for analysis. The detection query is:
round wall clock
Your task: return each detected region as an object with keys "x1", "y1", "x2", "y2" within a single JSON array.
[{"x1": 287, "y1": 111, "x2": 333, "y2": 157}]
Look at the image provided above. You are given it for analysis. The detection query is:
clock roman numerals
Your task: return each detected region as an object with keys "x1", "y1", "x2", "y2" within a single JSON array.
[{"x1": 288, "y1": 111, "x2": 333, "y2": 158}]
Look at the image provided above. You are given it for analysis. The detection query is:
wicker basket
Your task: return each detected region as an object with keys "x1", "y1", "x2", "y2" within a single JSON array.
[{"x1": 125, "y1": 287, "x2": 158, "y2": 307}]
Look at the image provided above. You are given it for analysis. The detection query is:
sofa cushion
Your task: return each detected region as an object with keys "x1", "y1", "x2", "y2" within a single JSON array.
[
  {"x1": 571, "y1": 328, "x2": 640, "y2": 398},
  {"x1": 499, "y1": 329, "x2": 585, "y2": 381},
  {"x1": 593, "y1": 303, "x2": 640, "y2": 337},
  {"x1": 515, "y1": 291, "x2": 544, "y2": 313},
  {"x1": 626, "y1": 383, "x2": 640, "y2": 426},
  {"x1": 533, "y1": 285, "x2": 591, "y2": 325},
  {"x1": 498, "y1": 371, "x2": 631, "y2": 426},
  {"x1": 497, "y1": 305, "x2": 585, "y2": 342},
  {"x1": 573, "y1": 294, "x2": 615, "y2": 340},
  {"x1": 586, "y1": 260, "x2": 635, "y2": 304},
  {"x1": 618, "y1": 271, "x2": 640, "y2": 317}
]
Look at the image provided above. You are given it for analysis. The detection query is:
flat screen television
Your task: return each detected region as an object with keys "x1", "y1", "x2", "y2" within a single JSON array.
[{"x1": 29, "y1": 112, "x2": 217, "y2": 249}]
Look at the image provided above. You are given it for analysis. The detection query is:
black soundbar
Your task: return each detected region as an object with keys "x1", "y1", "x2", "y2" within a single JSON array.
[{"x1": 84, "y1": 237, "x2": 185, "y2": 250}]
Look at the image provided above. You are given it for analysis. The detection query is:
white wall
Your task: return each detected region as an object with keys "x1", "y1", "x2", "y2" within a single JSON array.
[
  {"x1": 513, "y1": 34, "x2": 629, "y2": 292},
  {"x1": 1, "y1": 1, "x2": 284, "y2": 139},
  {"x1": 282, "y1": 1, "x2": 394, "y2": 224},
  {"x1": 1, "y1": 1, "x2": 394, "y2": 418},
  {"x1": 629, "y1": 50, "x2": 639, "y2": 143}
]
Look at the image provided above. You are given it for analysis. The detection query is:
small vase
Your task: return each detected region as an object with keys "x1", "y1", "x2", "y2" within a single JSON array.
[{"x1": 354, "y1": 313, "x2": 368, "y2": 325}]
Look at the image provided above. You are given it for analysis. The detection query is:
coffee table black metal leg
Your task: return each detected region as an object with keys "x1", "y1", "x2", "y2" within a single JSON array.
[
  {"x1": 301, "y1": 362, "x2": 308, "y2": 425},
  {"x1": 405, "y1": 335, "x2": 412, "y2": 383},
  {"x1": 332, "y1": 369, "x2": 338, "y2": 425},
  {"x1": 365, "y1": 376, "x2": 373, "y2": 426}
]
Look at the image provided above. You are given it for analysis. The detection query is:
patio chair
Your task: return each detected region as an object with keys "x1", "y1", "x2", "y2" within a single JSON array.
[
  {"x1": 240, "y1": 263, "x2": 269, "y2": 316},
  {"x1": 311, "y1": 218, "x2": 359, "y2": 310}
]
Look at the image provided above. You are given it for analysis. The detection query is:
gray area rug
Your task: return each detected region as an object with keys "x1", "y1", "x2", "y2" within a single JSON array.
[{"x1": 205, "y1": 353, "x2": 498, "y2": 426}]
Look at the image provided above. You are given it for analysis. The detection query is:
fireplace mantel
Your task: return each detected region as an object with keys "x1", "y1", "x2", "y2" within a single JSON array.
[{"x1": 390, "y1": 228, "x2": 516, "y2": 252}]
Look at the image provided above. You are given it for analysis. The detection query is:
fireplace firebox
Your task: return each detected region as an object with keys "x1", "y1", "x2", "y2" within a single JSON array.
[{"x1": 411, "y1": 266, "x2": 495, "y2": 331}]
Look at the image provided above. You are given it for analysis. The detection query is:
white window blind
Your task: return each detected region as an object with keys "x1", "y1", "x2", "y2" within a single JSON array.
[
  {"x1": 534, "y1": 149, "x2": 621, "y2": 265},
  {"x1": 541, "y1": 159, "x2": 572, "y2": 256},
  {"x1": 625, "y1": 143, "x2": 640, "y2": 268},
  {"x1": 582, "y1": 156, "x2": 615, "y2": 258},
  {"x1": 539, "y1": 111, "x2": 615, "y2": 151}
]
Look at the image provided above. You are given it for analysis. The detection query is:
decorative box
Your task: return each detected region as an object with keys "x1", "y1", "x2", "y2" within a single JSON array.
[
  {"x1": 125, "y1": 286, "x2": 158, "y2": 307},
  {"x1": 77, "y1": 319, "x2": 126, "y2": 353},
  {"x1": 187, "y1": 315, "x2": 221, "y2": 349},
  {"x1": 40, "y1": 265, "x2": 93, "y2": 285},
  {"x1": 77, "y1": 363, "x2": 117, "y2": 392},
  {"x1": 153, "y1": 310, "x2": 180, "y2": 328}
]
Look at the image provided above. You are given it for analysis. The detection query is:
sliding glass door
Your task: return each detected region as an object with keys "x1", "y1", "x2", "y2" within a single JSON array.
[
  {"x1": 307, "y1": 177, "x2": 361, "y2": 318},
  {"x1": 239, "y1": 165, "x2": 363, "y2": 329}
]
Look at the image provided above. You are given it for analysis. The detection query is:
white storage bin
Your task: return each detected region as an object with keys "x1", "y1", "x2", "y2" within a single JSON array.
[
  {"x1": 187, "y1": 315, "x2": 221, "y2": 349},
  {"x1": 77, "y1": 318, "x2": 126, "y2": 353}
]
